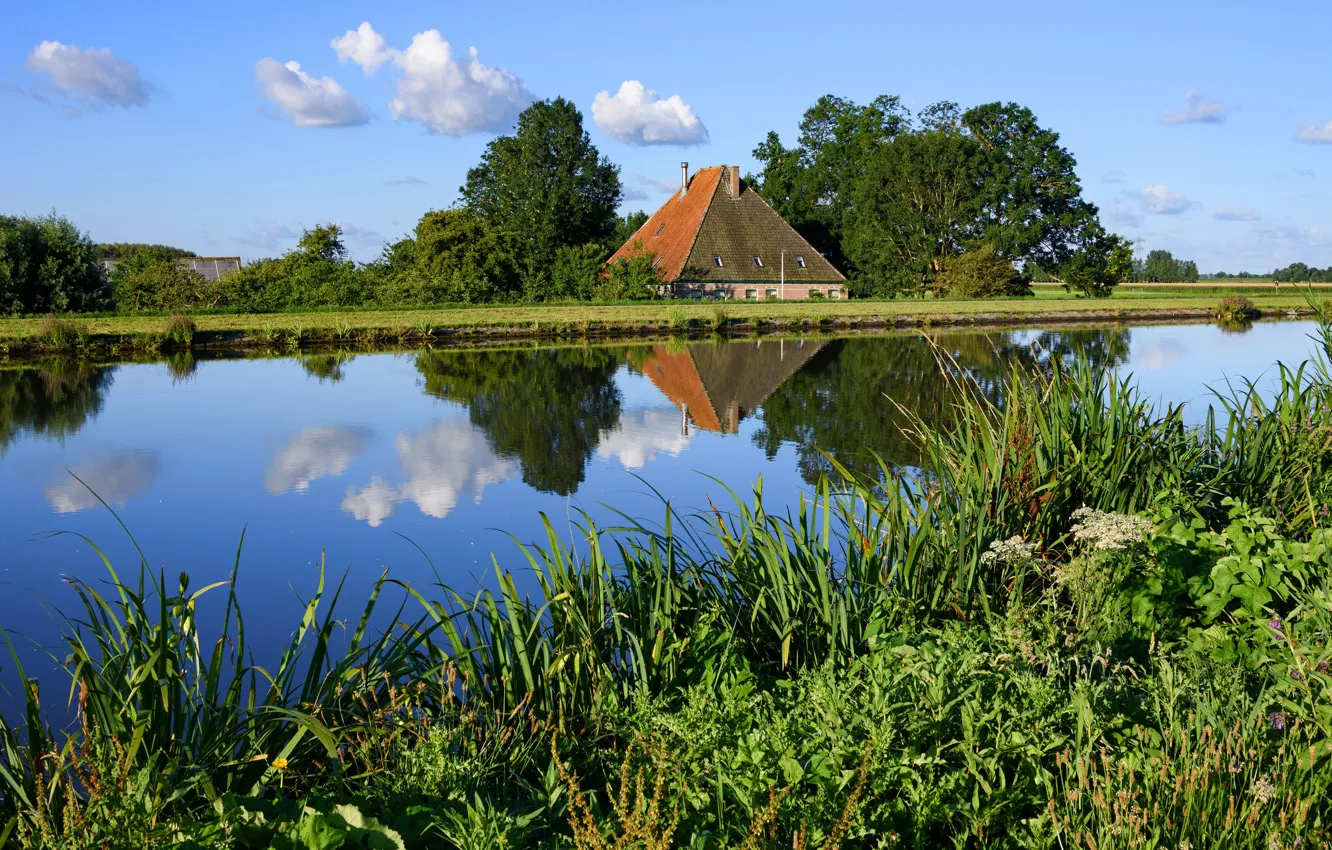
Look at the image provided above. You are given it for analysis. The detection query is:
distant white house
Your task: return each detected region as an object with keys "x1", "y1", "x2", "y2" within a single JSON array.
[{"x1": 99, "y1": 257, "x2": 243, "y2": 282}]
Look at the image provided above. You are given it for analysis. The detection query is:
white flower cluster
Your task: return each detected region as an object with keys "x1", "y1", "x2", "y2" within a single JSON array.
[
  {"x1": 1069, "y1": 507, "x2": 1154, "y2": 552},
  {"x1": 980, "y1": 535, "x2": 1037, "y2": 567}
]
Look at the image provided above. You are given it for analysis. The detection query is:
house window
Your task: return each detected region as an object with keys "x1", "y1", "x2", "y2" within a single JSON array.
[
  {"x1": 795, "y1": 255, "x2": 806, "y2": 268},
  {"x1": 765, "y1": 288, "x2": 779, "y2": 299},
  {"x1": 688, "y1": 289, "x2": 703, "y2": 300},
  {"x1": 712, "y1": 255, "x2": 723, "y2": 267},
  {"x1": 652, "y1": 254, "x2": 666, "y2": 268},
  {"x1": 829, "y1": 288, "x2": 842, "y2": 299},
  {"x1": 752, "y1": 256, "x2": 764, "y2": 269},
  {"x1": 654, "y1": 223, "x2": 665, "y2": 237},
  {"x1": 745, "y1": 288, "x2": 758, "y2": 300},
  {"x1": 808, "y1": 289, "x2": 822, "y2": 299}
]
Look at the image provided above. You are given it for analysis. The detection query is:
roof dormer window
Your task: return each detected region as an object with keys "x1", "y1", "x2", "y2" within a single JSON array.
[
  {"x1": 654, "y1": 223, "x2": 665, "y2": 237},
  {"x1": 652, "y1": 254, "x2": 666, "y2": 268},
  {"x1": 712, "y1": 255, "x2": 723, "y2": 268},
  {"x1": 752, "y1": 256, "x2": 763, "y2": 269},
  {"x1": 795, "y1": 255, "x2": 806, "y2": 268}
]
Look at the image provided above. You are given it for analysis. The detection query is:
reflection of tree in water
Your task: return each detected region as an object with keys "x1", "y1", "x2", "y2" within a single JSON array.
[
  {"x1": 301, "y1": 352, "x2": 356, "y2": 383},
  {"x1": 0, "y1": 361, "x2": 115, "y2": 453},
  {"x1": 753, "y1": 329, "x2": 1130, "y2": 483},
  {"x1": 415, "y1": 348, "x2": 622, "y2": 496}
]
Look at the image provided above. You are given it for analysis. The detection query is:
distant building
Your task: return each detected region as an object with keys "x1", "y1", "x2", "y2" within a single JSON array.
[
  {"x1": 608, "y1": 163, "x2": 846, "y2": 300},
  {"x1": 99, "y1": 257, "x2": 243, "y2": 282}
]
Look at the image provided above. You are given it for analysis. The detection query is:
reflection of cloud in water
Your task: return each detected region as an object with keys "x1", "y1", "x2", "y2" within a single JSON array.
[
  {"x1": 265, "y1": 426, "x2": 373, "y2": 493},
  {"x1": 45, "y1": 451, "x2": 162, "y2": 513},
  {"x1": 596, "y1": 406, "x2": 692, "y2": 469},
  {"x1": 1135, "y1": 339, "x2": 1186, "y2": 373},
  {"x1": 341, "y1": 419, "x2": 519, "y2": 526}
]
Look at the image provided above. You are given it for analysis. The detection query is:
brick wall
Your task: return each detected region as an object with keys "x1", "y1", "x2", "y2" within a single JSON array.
[{"x1": 672, "y1": 282, "x2": 846, "y2": 300}]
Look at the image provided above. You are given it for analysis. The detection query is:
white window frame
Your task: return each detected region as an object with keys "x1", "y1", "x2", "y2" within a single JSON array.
[
  {"x1": 712, "y1": 255, "x2": 724, "y2": 268},
  {"x1": 752, "y1": 256, "x2": 764, "y2": 269},
  {"x1": 795, "y1": 255, "x2": 806, "y2": 268}
]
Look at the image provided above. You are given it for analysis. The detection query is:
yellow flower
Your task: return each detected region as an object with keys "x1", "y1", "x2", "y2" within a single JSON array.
[{"x1": 272, "y1": 756, "x2": 289, "y2": 771}]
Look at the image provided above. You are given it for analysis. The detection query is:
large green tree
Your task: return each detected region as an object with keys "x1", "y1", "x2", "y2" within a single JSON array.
[
  {"x1": 754, "y1": 97, "x2": 1128, "y2": 298},
  {"x1": 752, "y1": 95, "x2": 909, "y2": 270},
  {"x1": 461, "y1": 98, "x2": 622, "y2": 299},
  {"x1": 0, "y1": 213, "x2": 107, "y2": 314}
]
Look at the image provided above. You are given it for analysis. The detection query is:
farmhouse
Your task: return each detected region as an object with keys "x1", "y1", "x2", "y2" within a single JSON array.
[{"x1": 609, "y1": 164, "x2": 846, "y2": 300}]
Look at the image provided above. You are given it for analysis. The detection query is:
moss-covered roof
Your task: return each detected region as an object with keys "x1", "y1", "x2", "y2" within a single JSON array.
[{"x1": 608, "y1": 165, "x2": 845, "y2": 285}]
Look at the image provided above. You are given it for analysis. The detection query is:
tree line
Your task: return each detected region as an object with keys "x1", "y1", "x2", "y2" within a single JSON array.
[
  {"x1": 1214, "y1": 262, "x2": 1332, "y2": 283},
  {"x1": 749, "y1": 96, "x2": 1131, "y2": 298},
  {"x1": 3, "y1": 94, "x2": 1133, "y2": 315}
]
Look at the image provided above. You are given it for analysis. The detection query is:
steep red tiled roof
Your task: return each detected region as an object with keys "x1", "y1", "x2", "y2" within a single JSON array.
[
  {"x1": 608, "y1": 167, "x2": 723, "y2": 282},
  {"x1": 609, "y1": 166, "x2": 843, "y2": 284}
]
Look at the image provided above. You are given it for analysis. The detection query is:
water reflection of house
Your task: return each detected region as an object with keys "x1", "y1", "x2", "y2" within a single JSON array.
[{"x1": 637, "y1": 339, "x2": 826, "y2": 434}]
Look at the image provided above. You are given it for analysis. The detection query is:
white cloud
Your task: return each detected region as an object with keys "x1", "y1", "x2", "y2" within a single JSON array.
[
  {"x1": 341, "y1": 418, "x2": 518, "y2": 526},
  {"x1": 45, "y1": 452, "x2": 162, "y2": 513},
  {"x1": 266, "y1": 426, "x2": 373, "y2": 493},
  {"x1": 595, "y1": 407, "x2": 692, "y2": 469},
  {"x1": 1161, "y1": 90, "x2": 1231, "y2": 125},
  {"x1": 253, "y1": 58, "x2": 368, "y2": 127},
  {"x1": 1135, "y1": 340, "x2": 1186, "y2": 373},
  {"x1": 1213, "y1": 206, "x2": 1261, "y2": 222},
  {"x1": 331, "y1": 22, "x2": 394, "y2": 74},
  {"x1": 622, "y1": 186, "x2": 649, "y2": 202},
  {"x1": 1139, "y1": 184, "x2": 1196, "y2": 215},
  {"x1": 1108, "y1": 203, "x2": 1142, "y2": 227},
  {"x1": 592, "y1": 81, "x2": 709, "y2": 146},
  {"x1": 25, "y1": 41, "x2": 151, "y2": 108},
  {"x1": 339, "y1": 477, "x2": 399, "y2": 527},
  {"x1": 1296, "y1": 121, "x2": 1332, "y2": 144},
  {"x1": 387, "y1": 30, "x2": 531, "y2": 135}
]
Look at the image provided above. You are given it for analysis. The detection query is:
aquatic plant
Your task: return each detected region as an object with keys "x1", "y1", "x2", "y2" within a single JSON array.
[{"x1": 2, "y1": 313, "x2": 1331, "y2": 846}]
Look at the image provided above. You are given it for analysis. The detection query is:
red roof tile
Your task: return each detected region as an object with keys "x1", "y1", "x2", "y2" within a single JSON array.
[{"x1": 608, "y1": 167, "x2": 723, "y2": 282}]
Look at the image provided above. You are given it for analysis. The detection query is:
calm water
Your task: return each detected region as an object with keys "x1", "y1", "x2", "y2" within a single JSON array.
[{"x1": 0, "y1": 320, "x2": 1323, "y2": 687}]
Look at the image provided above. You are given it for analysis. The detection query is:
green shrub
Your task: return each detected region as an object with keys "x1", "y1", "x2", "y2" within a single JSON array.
[
  {"x1": 933, "y1": 244, "x2": 1032, "y2": 298},
  {"x1": 709, "y1": 305, "x2": 729, "y2": 331},
  {"x1": 35, "y1": 315, "x2": 85, "y2": 349},
  {"x1": 666, "y1": 306, "x2": 690, "y2": 330},
  {"x1": 1216, "y1": 295, "x2": 1258, "y2": 321},
  {"x1": 110, "y1": 250, "x2": 210, "y2": 312},
  {"x1": 598, "y1": 242, "x2": 664, "y2": 301},
  {"x1": 164, "y1": 313, "x2": 196, "y2": 346}
]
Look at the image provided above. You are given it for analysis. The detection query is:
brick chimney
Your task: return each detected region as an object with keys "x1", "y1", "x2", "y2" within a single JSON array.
[
  {"x1": 680, "y1": 162, "x2": 689, "y2": 196},
  {"x1": 729, "y1": 166, "x2": 740, "y2": 198}
]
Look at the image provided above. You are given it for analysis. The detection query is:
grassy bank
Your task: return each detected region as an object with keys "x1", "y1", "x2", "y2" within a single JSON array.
[
  {"x1": 0, "y1": 289, "x2": 1319, "y2": 356},
  {"x1": 2, "y1": 308, "x2": 1331, "y2": 848}
]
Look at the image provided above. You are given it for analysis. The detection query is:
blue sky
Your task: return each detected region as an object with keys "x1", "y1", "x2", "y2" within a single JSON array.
[{"x1": 3, "y1": 0, "x2": 1329, "y2": 272}]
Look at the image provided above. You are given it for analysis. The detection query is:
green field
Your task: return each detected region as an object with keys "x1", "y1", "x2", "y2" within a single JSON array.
[{"x1": 0, "y1": 287, "x2": 1321, "y2": 349}]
